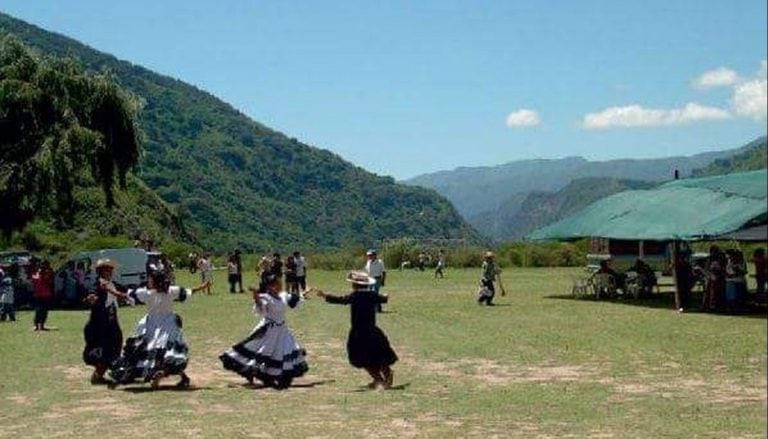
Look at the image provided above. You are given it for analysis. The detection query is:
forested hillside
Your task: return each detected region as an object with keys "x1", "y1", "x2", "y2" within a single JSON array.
[
  {"x1": 691, "y1": 136, "x2": 767, "y2": 177},
  {"x1": 0, "y1": 12, "x2": 477, "y2": 251}
]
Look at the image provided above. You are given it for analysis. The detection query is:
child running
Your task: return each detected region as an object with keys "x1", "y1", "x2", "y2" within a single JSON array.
[
  {"x1": 219, "y1": 274, "x2": 308, "y2": 389},
  {"x1": 312, "y1": 271, "x2": 398, "y2": 389},
  {"x1": 110, "y1": 267, "x2": 204, "y2": 388}
]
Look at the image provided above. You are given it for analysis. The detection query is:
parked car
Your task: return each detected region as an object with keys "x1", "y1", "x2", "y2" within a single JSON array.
[{"x1": 54, "y1": 248, "x2": 164, "y2": 306}]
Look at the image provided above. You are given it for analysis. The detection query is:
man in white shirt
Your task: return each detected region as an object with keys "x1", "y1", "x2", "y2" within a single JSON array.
[
  {"x1": 293, "y1": 251, "x2": 307, "y2": 292},
  {"x1": 364, "y1": 250, "x2": 387, "y2": 312}
]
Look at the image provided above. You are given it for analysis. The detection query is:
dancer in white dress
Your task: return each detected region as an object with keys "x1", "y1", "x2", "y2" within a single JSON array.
[
  {"x1": 219, "y1": 274, "x2": 308, "y2": 389},
  {"x1": 110, "y1": 269, "x2": 204, "y2": 388}
]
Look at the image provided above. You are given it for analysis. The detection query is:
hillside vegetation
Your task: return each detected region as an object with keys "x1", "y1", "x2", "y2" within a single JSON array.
[
  {"x1": 692, "y1": 136, "x2": 767, "y2": 177},
  {"x1": 473, "y1": 178, "x2": 658, "y2": 241},
  {"x1": 0, "y1": 12, "x2": 476, "y2": 252}
]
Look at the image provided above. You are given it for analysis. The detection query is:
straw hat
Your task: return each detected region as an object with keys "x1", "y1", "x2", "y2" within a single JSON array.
[
  {"x1": 95, "y1": 258, "x2": 117, "y2": 270},
  {"x1": 484, "y1": 251, "x2": 495, "y2": 259},
  {"x1": 345, "y1": 271, "x2": 377, "y2": 286}
]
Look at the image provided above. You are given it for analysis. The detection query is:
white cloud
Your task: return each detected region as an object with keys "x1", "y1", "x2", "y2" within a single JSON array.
[
  {"x1": 505, "y1": 109, "x2": 541, "y2": 127},
  {"x1": 582, "y1": 103, "x2": 730, "y2": 130},
  {"x1": 692, "y1": 67, "x2": 740, "y2": 89},
  {"x1": 731, "y1": 76, "x2": 767, "y2": 120}
]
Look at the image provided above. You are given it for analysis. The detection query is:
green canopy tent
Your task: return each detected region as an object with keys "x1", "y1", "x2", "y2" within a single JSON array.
[
  {"x1": 529, "y1": 170, "x2": 767, "y2": 242},
  {"x1": 528, "y1": 169, "x2": 767, "y2": 309}
]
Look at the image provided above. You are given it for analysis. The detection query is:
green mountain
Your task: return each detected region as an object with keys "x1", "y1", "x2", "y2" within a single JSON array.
[
  {"x1": 691, "y1": 136, "x2": 767, "y2": 177},
  {"x1": 407, "y1": 150, "x2": 753, "y2": 220},
  {"x1": 0, "y1": 12, "x2": 476, "y2": 251},
  {"x1": 473, "y1": 178, "x2": 657, "y2": 241},
  {"x1": 406, "y1": 137, "x2": 763, "y2": 239}
]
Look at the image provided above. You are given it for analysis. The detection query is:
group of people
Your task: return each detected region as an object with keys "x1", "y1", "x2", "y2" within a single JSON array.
[
  {"x1": 257, "y1": 251, "x2": 308, "y2": 294},
  {"x1": 0, "y1": 258, "x2": 55, "y2": 330},
  {"x1": 81, "y1": 249, "x2": 398, "y2": 391},
  {"x1": 590, "y1": 245, "x2": 767, "y2": 313},
  {"x1": 694, "y1": 246, "x2": 765, "y2": 313}
]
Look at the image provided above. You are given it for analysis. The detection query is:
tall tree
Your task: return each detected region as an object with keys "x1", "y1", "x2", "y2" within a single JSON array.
[{"x1": 0, "y1": 36, "x2": 141, "y2": 237}]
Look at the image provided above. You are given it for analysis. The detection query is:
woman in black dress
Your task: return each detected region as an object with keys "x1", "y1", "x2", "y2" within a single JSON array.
[
  {"x1": 313, "y1": 271, "x2": 398, "y2": 389},
  {"x1": 83, "y1": 259, "x2": 129, "y2": 384}
]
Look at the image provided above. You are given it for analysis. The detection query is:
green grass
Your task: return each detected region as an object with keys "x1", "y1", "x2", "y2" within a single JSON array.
[{"x1": 0, "y1": 268, "x2": 765, "y2": 438}]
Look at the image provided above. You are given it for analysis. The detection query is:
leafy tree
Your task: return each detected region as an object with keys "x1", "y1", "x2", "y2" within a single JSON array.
[{"x1": 0, "y1": 36, "x2": 141, "y2": 237}]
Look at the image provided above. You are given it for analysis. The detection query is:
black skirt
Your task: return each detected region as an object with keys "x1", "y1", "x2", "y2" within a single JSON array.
[
  {"x1": 347, "y1": 326, "x2": 398, "y2": 369},
  {"x1": 83, "y1": 304, "x2": 123, "y2": 367}
]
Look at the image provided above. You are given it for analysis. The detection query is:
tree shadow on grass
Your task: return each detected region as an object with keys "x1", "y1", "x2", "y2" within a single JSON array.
[{"x1": 544, "y1": 292, "x2": 767, "y2": 319}]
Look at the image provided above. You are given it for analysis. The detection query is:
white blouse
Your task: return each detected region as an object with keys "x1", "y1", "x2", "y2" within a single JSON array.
[
  {"x1": 132, "y1": 286, "x2": 189, "y2": 316},
  {"x1": 254, "y1": 292, "x2": 301, "y2": 324}
]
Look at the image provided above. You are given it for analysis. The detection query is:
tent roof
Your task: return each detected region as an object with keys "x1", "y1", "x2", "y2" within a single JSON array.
[
  {"x1": 712, "y1": 224, "x2": 768, "y2": 242},
  {"x1": 528, "y1": 169, "x2": 767, "y2": 241}
]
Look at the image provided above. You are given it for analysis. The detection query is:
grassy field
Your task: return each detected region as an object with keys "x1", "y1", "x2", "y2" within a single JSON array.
[{"x1": 0, "y1": 268, "x2": 765, "y2": 438}]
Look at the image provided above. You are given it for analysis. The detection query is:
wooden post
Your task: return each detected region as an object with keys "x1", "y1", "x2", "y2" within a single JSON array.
[{"x1": 672, "y1": 240, "x2": 682, "y2": 310}]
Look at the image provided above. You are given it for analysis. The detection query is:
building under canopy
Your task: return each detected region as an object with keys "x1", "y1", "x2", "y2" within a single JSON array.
[{"x1": 529, "y1": 169, "x2": 767, "y2": 242}]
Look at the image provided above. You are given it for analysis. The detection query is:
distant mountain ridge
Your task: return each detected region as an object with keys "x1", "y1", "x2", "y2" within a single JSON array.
[
  {"x1": 472, "y1": 177, "x2": 658, "y2": 241},
  {"x1": 0, "y1": 12, "x2": 478, "y2": 251},
  {"x1": 407, "y1": 144, "x2": 756, "y2": 219},
  {"x1": 406, "y1": 137, "x2": 764, "y2": 239},
  {"x1": 464, "y1": 136, "x2": 767, "y2": 241}
]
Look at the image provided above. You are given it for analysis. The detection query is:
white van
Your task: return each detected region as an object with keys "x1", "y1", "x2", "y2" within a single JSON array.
[{"x1": 54, "y1": 248, "x2": 162, "y2": 305}]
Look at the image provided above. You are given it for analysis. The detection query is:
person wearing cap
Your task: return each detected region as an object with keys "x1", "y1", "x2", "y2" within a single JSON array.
[
  {"x1": 83, "y1": 258, "x2": 130, "y2": 384},
  {"x1": 312, "y1": 271, "x2": 398, "y2": 389},
  {"x1": 110, "y1": 268, "x2": 206, "y2": 389},
  {"x1": 364, "y1": 250, "x2": 387, "y2": 312},
  {"x1": 219, "y1": 274, "x2": 308, "y2": 389},
  {"x1": 479, "y1": 251, "x2": 501, "y2": 306}
]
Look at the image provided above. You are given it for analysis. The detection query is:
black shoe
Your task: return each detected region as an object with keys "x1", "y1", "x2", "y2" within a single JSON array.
[{"x1": 177, "y1": 375, "x2": 191, "y2": 388}]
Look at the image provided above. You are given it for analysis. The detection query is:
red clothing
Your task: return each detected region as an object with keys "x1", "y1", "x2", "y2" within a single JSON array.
[{"x1": 31, "y1": 271, "x2": 54, "y2": 301}]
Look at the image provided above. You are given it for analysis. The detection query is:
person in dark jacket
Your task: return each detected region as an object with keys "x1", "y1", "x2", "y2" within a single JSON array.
[
  {"x1": 312, "y1": 271, "x2": 398, "y2": 389},
  {"x1": 83, "y1": 259, "x2": 129, "y2": 384}
]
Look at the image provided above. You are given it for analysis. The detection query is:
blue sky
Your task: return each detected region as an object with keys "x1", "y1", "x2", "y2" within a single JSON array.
[{"x1": 3, "y1": 1, "x2": 766, "y2": 179}]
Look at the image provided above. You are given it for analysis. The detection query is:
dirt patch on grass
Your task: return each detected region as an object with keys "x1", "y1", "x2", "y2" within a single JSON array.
[
  {"x1": 7, "y1": 394, "x2": 33, "y2": 405},
  {"x1": 414, "y1": 355, "x2": 600, "y2": 386},
  {"x1": 45, "y1": 396, "x2": 140, "y2": 421}
]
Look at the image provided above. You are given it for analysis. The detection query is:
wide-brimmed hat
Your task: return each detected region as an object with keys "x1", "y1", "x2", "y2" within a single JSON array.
[
  {"x1": 345, "y1": 271, "x2": 377, "y2": 286},
  {"x1": 366, "y1": 249, "x2": 377, "y2": 256},
  {"x1": 484, "y1": 251, "x2": 495, "y2": 259},
  {"x1": 95, "y1": 258, "x2": 118, "y2": 270}
]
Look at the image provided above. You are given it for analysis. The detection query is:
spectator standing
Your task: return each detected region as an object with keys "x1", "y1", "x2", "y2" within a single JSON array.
[
  {"x1": 294, "y1": 251, "x2": 307, "y2": 293},
  {"x1": 0, "y1": 269, "x2": 15, "y2": 322},
  {"x1": 725, "y1": 249, "x2": 747, "y2": 312},
  {"x1": 198, "y1": 253, "x2": 213, "y2": 295},
  {"x1": 752, "y1": 248, "x2": 767, "y2": 295},
  {"x1": 434, "y1": 250, "x2": 445, "y2": 279},
  {"x1": 285, "y1": 255, "x2": 298, "y2": 294},
  {"x1": 227, "y1": 254, "x2": 240, "y2": 294},
  {"x1": 233, "y1": 249, "x2": 244, "y2": 293},
  {"x1": 30, "y1": 260, "x2": 55, "y2": 331},
  {"x1": 364, "y1": 250, "x2": 387, "y2": 312},
  {"x1": 270, "y1": 253, "x2": 284, "y2": 278}
]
